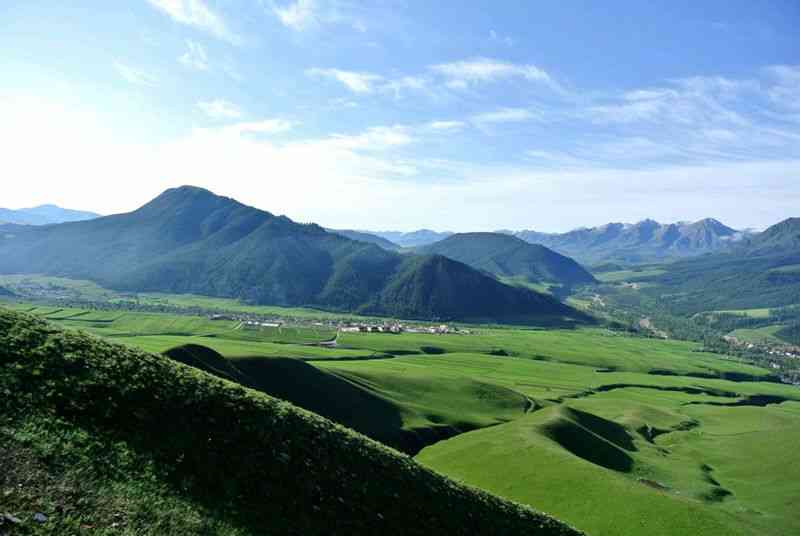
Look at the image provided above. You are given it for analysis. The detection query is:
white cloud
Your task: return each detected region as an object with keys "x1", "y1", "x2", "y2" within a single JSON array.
[
  {"x1": 430, "y1": 57, "x2": 559, "y2": 91},
  {"x1": 196, "y1": 99, "x2": 242, "y2": 119},
  {"x1": 306, "y1": 68, "x2": 383, "y2": 94},
  {"x1": 270, "y1": 0, "x2": 367, "y2": 33},
  {"x1": 272, "y1": 0, "x2": 317, "y2": 31},
  {"x1": 146, "y1": 0, "x2": 241, "y2": 44},
  {"x1": 324, "y1": 125, "x2": 415, "y2": 151},
  {"x1": 220, "y1": 119, "x2": 296, "y2": 135},
  {"x1": 489, "y1": 30, "x2": 514, "y2": 47},
  {"x1": 765, "y1": 64, "x2": 800, "y2": 110},
  {"x1": 585, "y1": 77, "x2": 751, "y2": 127},
  {"x1": 2, "y1": 95, "x2": 798, "y2": 232},
  {"x1": 471, "y1": 108, "x2": 537, "y2": 124},
  {"x1": 113, "y1": 61, "x2": 158, "y2": 87},
  {"x1": 178, "y1": 40, "x2": 209, "y2": 70},
  {"x1": 383, "y1": 76, "x2": 428, "y2": 97},
  {"x1": 428, "y1": 120, "x2": 466, "y2": 131}
]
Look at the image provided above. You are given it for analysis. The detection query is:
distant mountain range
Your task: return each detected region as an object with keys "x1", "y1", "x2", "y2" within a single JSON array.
[
  {"x1": 418, "y1": 233, "x2": 596, "y2": 287},
  {"x1": 327, "y1": 229, "x2": 401, "y2": 250},
  {"x1": 509, "y1": 218, "x2": 748, "y2": 265},
  {"x1": 358, "y1": 219, "x2": 751, "y2": 264},
  {"x1": 370, "y1": 229, "x2": 454, "y2": 248},
  {"x1": 0, "y1": 186, "x2": 582, "y2": 322},
  {"x1": 622, "y1": 217, "x2": 800, "y2": 313},
  {"x1": 0, "y1": 204, "x2": 100, "y2": 225}
]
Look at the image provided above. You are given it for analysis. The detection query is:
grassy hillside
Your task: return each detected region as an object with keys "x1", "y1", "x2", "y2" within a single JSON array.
[
  {"x1": 0, "y1": 307, "x2": 582, "y2": 535},
  {"x1": 419, "y1": 233, "x2": 596, "y2": 286},
  {"x1": 0, "y1": 186, "x2": 583, "y2": 323}
]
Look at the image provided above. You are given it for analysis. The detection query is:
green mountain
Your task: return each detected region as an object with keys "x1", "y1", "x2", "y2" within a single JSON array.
[
  {"x1": 514, "y1": 218, "x2": 745, "y2": 265},
  {"x1": 741, "y1": 217, "x2": 800, "y2": 255},
  {"x1": 0, "y1": 204, "x2": 100, "y2": 225},
  {"x1": 327, "y1": 229, "x2": 401, "y2": 250},
  {"x1": 419, "y1": 233, "x2": 596, "y2": 286},
  {"x1": 0, "y1": 307, "x2": 582, "y2": 535},
  {"x1": 642, "y1": 218, "x2": 800, "y2": 314},
  {"x1": 0, "y1": 186, "x2": 580, "y2": 322}
]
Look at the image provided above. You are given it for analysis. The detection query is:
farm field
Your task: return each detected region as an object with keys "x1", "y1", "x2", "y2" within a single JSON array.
[{"x1": 5, "y1": 299, "x2": 800, "y2": 536}]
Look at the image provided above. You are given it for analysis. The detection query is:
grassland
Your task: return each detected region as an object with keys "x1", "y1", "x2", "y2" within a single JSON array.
[
  {"x1": 594, "y1": 268, "x2": 667, "y2": 283},
  {"x1": 1, "y1": 307, "x2": 580, "y2": 535},
  {"x1": 3, "y1": 296, "x2": 799, "y2": 536},
  {"x1": 712, "y1": 308, "x2": 773, "y2": 319},
  {"x1": 728, "y1": 324, "x2": 786, "y2": 344}
]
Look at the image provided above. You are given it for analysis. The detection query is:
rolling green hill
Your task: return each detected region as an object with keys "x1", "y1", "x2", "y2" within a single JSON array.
[
  {"x1": 0, "y1": 186, "x2": 581, "y2": 323},
  {"x1": 419, "y1": 233, "x2": 596, "y2": 286},
  {"x1": 0, "y1": 307, "x2": 582, "y2": 535}
]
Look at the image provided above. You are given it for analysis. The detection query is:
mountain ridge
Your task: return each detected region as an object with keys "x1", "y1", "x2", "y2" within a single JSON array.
[
  {"x1": 0, "y1": 186, "x2": 582, "y2": 323},
  {"x1": 0, "y1": 204, "x2": 100, "y2": 225}
]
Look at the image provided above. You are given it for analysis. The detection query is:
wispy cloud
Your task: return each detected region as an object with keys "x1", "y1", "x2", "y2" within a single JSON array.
[
  {"x1": 270, "y1": 0, "x2": 368, "y2": 33},
  {"x1": 178, "y1": 40, "x2": 209, "y2": 70},
  {"x1": 471, "y1": 107, "x2": 538, "y2": 124},
  {"x1": 306, "y1": 68, "x2": 383, "y2": 94},
  {"x1": 584, "y1": 76, "x2": 752, "y2": 126},
  {"x1": 272, "y1": 0, "x2": 317, "y2": 31},
  {"x1": 489, "y1": 30, "x2": 514, "y2": 47},
  {"x1": 222, "y1": 119, "x2": 295, "y2": 135},
  {"x1": 146, "y1": 0, "x2": 241, "y2": 45},
  {"x1": 382, "y1": 76, "x2": 428, "y2": 98},
  {"x1": 430, "y1": 57, "x2": 559, "y2": 91},
  {"x1": 428, "y1": 120, "x2": 467, "y2": 131},
  {"x1": 113, "y1": 61, "x2": 158, "y2": 87},
  {"x1": 325, "y1": 125, "x2": 415, "y2": 151},
  {"x1": 197, "y1": 99, "x2": 242, "y2": 119},
  {"x1": 764, "y1": 64, "x2": 800, "y2": 110}
]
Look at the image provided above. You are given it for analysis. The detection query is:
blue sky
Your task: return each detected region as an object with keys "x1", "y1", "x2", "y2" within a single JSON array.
[{"x1": 1, "y1": 1, "x2": 798, "y2": 231}]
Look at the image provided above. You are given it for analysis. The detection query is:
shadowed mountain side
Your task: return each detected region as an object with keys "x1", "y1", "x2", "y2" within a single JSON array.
[
  {"x1": 540, "y1": 408, "x2": 635, "y2": 473},
  {"x1": 232, "y1": 357, "x2": 408, "y2": 450},
  {"x1": 166, "y1": 348, "x2": 529, "y2": 456},
  {"x1": 164, "y1": 344, "x2": 250, "y2": 385}
]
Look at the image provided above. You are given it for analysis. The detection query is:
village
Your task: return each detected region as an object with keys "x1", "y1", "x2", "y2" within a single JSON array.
[{"x1": 231, "y1": 315, "x2": 465, "y2": 335}]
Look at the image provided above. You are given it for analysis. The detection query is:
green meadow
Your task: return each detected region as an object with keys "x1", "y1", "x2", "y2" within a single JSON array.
[
  {"x1": 6, "y1": 299, "x2": 800, "y2": 536},
  {"x1": 594, "y1": 268, "x2": 667, "y2": 283}
]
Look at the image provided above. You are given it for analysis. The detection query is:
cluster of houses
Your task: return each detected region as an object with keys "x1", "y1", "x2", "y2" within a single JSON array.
[
  {"x1": 723, "y1": 334, "x2": 800, "y2": 360},
  {"x1": 339, "y1": 323, "x2": 458, "y2": 335},
  {"x1": 208, "y1": 312, "x2": 466, "y2": 337}
]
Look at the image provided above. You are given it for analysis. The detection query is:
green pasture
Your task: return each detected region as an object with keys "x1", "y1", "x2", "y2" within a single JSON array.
[
  {"x1": 6, "y1": 298, "x2": 799, "y2": 536},
  {"x1": 594, "y1": 268, "x2": 667, "y2": 283}
]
